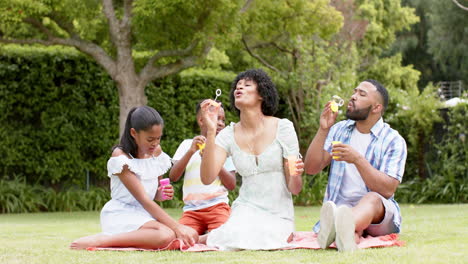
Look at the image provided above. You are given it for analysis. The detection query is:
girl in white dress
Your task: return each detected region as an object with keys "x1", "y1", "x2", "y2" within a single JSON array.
[
  {"x1": 70, "y1": 106, "x2": 198, "y2": 249},
  {"x1": 199, "y1": 69, "x2": 304, "y2": 250}
]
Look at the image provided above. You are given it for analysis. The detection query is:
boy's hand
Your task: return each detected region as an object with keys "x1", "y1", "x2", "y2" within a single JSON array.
[{"x1": 190, "y1": 135, "x2": 206, "y2": 153}]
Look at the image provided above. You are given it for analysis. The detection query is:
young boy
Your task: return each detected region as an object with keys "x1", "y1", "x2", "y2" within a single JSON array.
[{"x1": 170, "y1": 100, "x2": 236, "y2": 235}]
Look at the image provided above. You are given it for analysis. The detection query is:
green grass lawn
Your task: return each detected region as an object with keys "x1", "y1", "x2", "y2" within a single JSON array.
[{"x1": 0, "y1": 204, "x2": 466, "y2": 264}]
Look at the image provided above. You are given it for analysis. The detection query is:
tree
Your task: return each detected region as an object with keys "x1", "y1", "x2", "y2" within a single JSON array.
[
  {"x1": 229, "y1": 0, "x2": 344, "y2": 150},
  {"x1": 452, "y1": 0, "x2": 468, "y2": 11},
  {"x1": 0, "y1": 0, "x2": 244, "y2": 134},
  {"x1": 227, "y1": 0, "x2": 419, "y2": 152},
  {"x1": 427, "y1": 0, "x2": 468, "y2": 84},
  {"x1": 392, "y1": 0, "x2": 468, "y2": 87}
]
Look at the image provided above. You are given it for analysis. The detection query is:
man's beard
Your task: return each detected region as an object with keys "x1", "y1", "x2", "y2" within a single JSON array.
[{"x1": 346, "y1": 103, "x2": 372, "y2": 121}]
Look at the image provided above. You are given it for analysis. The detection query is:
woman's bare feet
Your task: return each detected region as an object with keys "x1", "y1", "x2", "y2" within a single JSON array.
[{"x1": 69, "y1": 234, "x2": 109, "y2": 250}]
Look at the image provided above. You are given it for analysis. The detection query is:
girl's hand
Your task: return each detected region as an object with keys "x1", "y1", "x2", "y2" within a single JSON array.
[
  {"x1": 174, "y1": 224, "x2": 199, "y2": 247},
  {"x1": 200, "y1": 99, "x2": 220, "y2": 133},
  {"x1": 320, "y1": 102, "x2": 338, "y2": 130},
  {"x1": 155, "y1": 184, "x2": 174, "y2": 201}
]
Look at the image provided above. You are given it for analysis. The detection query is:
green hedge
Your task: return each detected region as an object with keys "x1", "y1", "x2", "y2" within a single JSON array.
[
  {"x1": 0, "y1": 46, "x2": 119, "y2": 187},
  {"x1": 0, "y1": 45, "x2": 236, "y2": 190}
]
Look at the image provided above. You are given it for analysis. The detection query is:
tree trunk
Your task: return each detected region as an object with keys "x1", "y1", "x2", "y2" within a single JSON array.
[{"x1": 116, "y1": 73, "x2": 147, "y2": 138}]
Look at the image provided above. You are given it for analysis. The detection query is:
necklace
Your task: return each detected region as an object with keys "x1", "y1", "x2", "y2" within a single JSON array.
[
  {"x1": 239, "y1": 117, "x2": 265, "y2": 175},
  {"x1": 239, "y1": 118, "x2": 264, "y2": 155}
]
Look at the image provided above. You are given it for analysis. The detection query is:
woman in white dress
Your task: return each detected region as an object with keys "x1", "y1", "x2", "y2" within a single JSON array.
[
  {"x1": 70, "y1": 106, "x2": 198, "y2": 249},
  {"x1": 199, "y1": 69, "x2": 304, "y2": 250}
]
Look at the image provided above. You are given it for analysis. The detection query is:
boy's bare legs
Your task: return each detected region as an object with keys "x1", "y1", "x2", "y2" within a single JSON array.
[{"x1": 70, "y1": 221, "x2": 176, "y2": 250}]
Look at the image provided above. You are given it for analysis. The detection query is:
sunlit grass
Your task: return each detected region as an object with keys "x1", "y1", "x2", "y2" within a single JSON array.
[{"x1": 0, "y1": 204, "x2": 466, "y2": 264}]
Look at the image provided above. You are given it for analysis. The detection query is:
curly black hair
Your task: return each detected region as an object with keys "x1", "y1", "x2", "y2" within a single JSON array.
[{"x1": 229, "y1": 69, "x2": 279, "y2": 116}]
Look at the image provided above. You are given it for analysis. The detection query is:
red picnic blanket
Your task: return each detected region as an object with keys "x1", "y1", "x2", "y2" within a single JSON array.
[{"x1": 86, "y1": 231, "x2": 404, "y2": 252}]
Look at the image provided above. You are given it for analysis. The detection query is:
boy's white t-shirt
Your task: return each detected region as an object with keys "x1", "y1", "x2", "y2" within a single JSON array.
[
  {"x1": 173, "y1": 139, "x2": 236, "y2": 211},
  {"x1": 337, "y1": 128, "x2": 372, "y2": 207}
]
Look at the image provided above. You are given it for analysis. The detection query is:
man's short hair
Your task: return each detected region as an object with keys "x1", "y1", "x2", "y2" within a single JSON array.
[{"x1": 364, "y1": 79, "x2": 389, "y2": 112}]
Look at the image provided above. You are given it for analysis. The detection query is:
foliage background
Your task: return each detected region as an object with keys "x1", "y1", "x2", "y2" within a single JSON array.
[{"x1": 0, "y1": 0, "x2": 466, "y2": 213}]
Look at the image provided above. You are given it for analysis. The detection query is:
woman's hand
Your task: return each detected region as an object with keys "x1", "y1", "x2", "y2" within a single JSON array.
[
  {"x1": 174, "y1": 224, "x2": 199, "y2": 247},
  {"x1": 200, "y1": 99, "x2": 220, "y2": 133},
  {"x1": 286, "y1": 156, "x2": 305, "y2": 177},
  {"x1": 285, "y1": 156, "x2": 304, "y2": 195},
  {"x1": 155, "y1": 184, "x2": 174, "y2": 201},
  {"x1": 292, "y1": 157, "x2": 305, "y2": 177}
]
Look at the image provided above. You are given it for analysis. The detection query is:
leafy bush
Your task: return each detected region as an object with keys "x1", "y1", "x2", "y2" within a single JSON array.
[
  {"x1": 0, "y1": 177, "x2": 47, "y2": 213},
  {"x1": 294, "y1": 172, "x2": 328, "y2": 206},
  {"x1": 0, "y1": 45, "x2": 118, "y2": 187},
  {"x1": 396, "y1": 103, "x2": 467, "y2": 203},
  {"x1": 0, "y1": 177, "x2": 110, "y2": 213}
]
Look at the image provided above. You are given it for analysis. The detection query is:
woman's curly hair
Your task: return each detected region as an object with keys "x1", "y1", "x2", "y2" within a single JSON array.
[{"x1": 229, "y1": 68, "x2": 279, "y2": 116}]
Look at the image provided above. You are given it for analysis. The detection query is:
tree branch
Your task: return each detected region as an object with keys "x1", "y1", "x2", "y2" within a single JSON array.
[
  {"x1": 0, "y1": 36, "x2": 117, "y2": 78},
  {"x1": 23, "y1": 17, "x2": 55, "y2": 38},
  {"x1": 139, "y1": 41, "x2": 212, "y2": 87},
  {"x1": 452, "y1": 0, "x2": 468, "y2": 11},
  {"x1": 102, "y1": 0, "x2": 120, "y2": 46},
  {"x1": 123, "y1": 0, "x2": 133, "y2": 25},
  {"x1": 241, "y1": 35, "x2": 284, "y2": 76},
  {"x1": 271, "y1": 42, "x2": 294, "y2": 54},
  {"x1": 140, "y1": 56, "x2": 197, "y2": 85},
  {"x1": 120, "y1": 0, "x2": 133, "y2": 48},
  {"x1": 0, "y1": 37, "x2": 54, "y2": 46},
  {"x1": 5, "y1": 15, "x2": 118, "y2": 78},
  {"x1": 48, "y1": 13, "x2": 78, "y2": 38},
  {"x1": 240, "y1": 0, "x2": 254, "y2": 13},
  {"x1": 139, "y1": 40, "x2": 199, "y2": 81}
]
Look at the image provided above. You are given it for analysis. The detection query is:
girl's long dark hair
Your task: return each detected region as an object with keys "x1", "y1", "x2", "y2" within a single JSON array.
[{"x1": 115, "y1": 106, "x2": 164, "y2": 157}]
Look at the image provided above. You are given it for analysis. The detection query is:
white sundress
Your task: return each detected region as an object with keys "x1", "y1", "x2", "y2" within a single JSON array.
[
  {"x1": 206, "y1": 118, "x2": 300, "y2": 250},
  {"x1": 100, "y1": 152, "x2": 172, "y2": 235}
]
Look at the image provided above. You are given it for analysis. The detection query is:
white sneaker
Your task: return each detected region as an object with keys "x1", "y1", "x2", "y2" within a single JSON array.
[
  {"x1": 335, "y1": 205, "x2": 357, "y2": 252},
  {"x1": 317, "y1": 201, "x2": 337, "y2": 249}
]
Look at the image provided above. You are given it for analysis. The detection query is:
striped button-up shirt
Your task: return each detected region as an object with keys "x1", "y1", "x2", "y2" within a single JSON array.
[{"x1": 313, "y1": 118, "x2": 407, "y2": 233}]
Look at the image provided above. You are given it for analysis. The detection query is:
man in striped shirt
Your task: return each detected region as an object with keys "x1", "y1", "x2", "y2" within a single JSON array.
[{"x1": 304, "y1": 80, "x2": 407, "y2": 252}]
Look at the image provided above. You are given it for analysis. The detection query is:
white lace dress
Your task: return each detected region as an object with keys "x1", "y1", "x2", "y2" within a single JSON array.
[
  {"x1": 206, "y1": 119, "x2": 300, "y2": 250},
  {"x1": 100, "y1": 152, "x2": 172, "y2": 235}
]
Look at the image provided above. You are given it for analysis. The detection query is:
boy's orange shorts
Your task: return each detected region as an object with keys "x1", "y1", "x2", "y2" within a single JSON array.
[{"x1": 179, "y1": 203, "x2": 231, "y2": 235}]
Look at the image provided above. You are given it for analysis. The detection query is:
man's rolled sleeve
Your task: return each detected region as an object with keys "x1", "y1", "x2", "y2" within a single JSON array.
[{"x1": 381, "y1": 136, "x2": 407, "y2": 183}]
